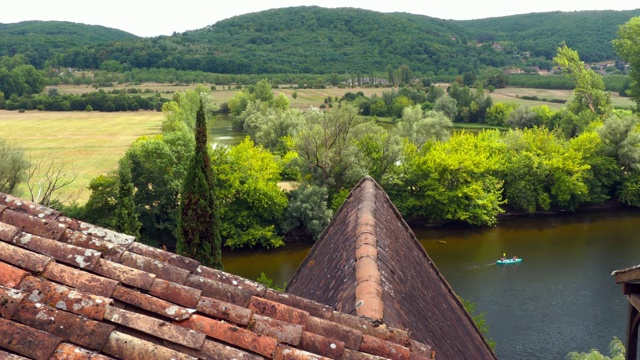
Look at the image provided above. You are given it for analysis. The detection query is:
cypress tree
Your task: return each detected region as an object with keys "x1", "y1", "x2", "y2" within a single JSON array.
[
  {"x1": 176, "y1": 99, "x2": 223, "y2": 269},
  {"x1": 114, "y1": 158, "x2": 141, "y2": 239}
]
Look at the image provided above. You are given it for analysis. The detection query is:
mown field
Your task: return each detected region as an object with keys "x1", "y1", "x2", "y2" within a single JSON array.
[
  {"x1": 491, "y1": 87, "x2": 634, "y2": 109},
  {"x1": 0, "y1": 110, "x2": 163, "y2": 202}
]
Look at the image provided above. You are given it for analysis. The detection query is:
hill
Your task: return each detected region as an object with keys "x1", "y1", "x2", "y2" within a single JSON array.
[
  {"x1": 454, "y1": 9, "x2": 640, "y2": 63},
  {"x1": 0, "y1": 21, "x2": 139, "y2": 68}
]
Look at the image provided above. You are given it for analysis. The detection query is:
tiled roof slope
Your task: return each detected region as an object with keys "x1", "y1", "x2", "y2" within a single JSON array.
[
  {"x1": 286, "y1": 177, "x2": 498, "y2": 360},
  {"x1": 0, "y1": 192, "x2": 434, "y2": 360}
]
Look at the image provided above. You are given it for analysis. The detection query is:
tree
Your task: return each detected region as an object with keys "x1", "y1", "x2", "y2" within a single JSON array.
[
  {"x1": 25, "y1": 157, "x2": 77, "y2": 206},
  {"x1": 281, "y1": 183, "x2": 333, "y2": 241},
  {"x1": 396, "y1": 106, "x2": 453, "y2": 148},
  {"x1": 0, "y1": 139, "x2": 29, "y2": 194},
  {"x1": 554, "y1": 44, "x2": 611, "y2": 117},
  {"x1": 597, "y1": 114, "x2": 640, "y2": 171},
  {"x1": 176, "y1": 99, "x2": 223, "y2": 269},
  {"x1": 566, "y1": 337, "x2": 624, "y2": 360},
  {"x1": 114, "y1": 158, "x2": 141, "y2": 239},
  {"x1": 82, "y1": 173, "x2": 118, "y2": 228},
  {"x1": 613, "y1": 17, "x2": 640, "y2": 109},
  {"x1": 433, "y1": 95, "x2": 458, "y2": 121},
  {"x1": 507, "y1": 106, "x2": 540, "y2": 129}
]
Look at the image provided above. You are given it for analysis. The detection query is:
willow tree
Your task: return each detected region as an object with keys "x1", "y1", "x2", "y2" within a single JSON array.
[{"x1": 176, "y1": 99, "x2": 223, "y2": 269}]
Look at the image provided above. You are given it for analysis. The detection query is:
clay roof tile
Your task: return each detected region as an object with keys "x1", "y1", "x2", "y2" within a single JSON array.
[
  {"x1": 185, "y1": 274, "x2": 253, "y2": 307},
  {"x1": 120, "y1": 251, "x2": 190, "y2": 284},
  {"x1": 0, "y1": 240, "x2": 53, "y2": 273},
  {"x1": 196, "y1": 295, "x2": 253, "y2": 325},
  {"x1": 127, "y1": 242, "x2": 201, "y2": 272},
  {"x1": 112, "y1": 284, "x2": 194, "y2": 321},
  {"x1": 0, "y1": 349, "x2": 30, "y2": 359},
  {"x1": 93, "y1": 258, "x2": 156, "y2": 290},
  {"x1": 0, "y1": 261, "x2": 28, "y2": 288},
  {"x1": 0, "y1": 317, "x2": 62, "y2": 360},
  {"x1": 0, "y1": 285, "x2": 26, "y2": 319},
  {"x1": 49, "y1": 342, "x2": 115, "y2": 360},
  {"x1": 101, "y1": 330, "x2": 197, "y2": 360},
  {"x1": 148, "y1": 277, "x2": 202, "y2": 308},
  {"x1": 0, "y1": 209, "x2": 66, "y2": 241},
  {"x1": 41, "y1": 262, "x2": 118, "y2": 298},
  {"x1": 60, "y1": 229, "x2": 126, "y2": 262},
  {"x1": 0, "y1": 220, "x2": 19, "y2": 242},
  {"x1": 11, "y1": 233, "x2": 101, "y2": 270}
]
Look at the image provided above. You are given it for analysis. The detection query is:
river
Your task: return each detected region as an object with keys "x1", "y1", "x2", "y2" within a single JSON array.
[{"x1": 222, "y1": 209, "x2": 640, "y2": 360}]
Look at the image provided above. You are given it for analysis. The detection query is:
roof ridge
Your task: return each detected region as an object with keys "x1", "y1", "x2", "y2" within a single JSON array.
[{"x1": 354, "y1": 177, "x2": 383, "y2": 321}]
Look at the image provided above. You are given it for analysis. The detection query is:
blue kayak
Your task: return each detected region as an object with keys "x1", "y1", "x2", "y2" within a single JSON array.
[{"x1": 497, "y1": 258, "x2": 522, "y2": 265}]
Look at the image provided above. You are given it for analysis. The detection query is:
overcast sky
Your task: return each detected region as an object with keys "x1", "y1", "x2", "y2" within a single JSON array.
[{"x1": 2, "y1": 1, "x2": 639, "y2": 37}]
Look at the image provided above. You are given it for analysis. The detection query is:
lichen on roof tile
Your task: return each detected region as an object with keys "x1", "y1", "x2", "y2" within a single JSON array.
[{"x1": 0, "y1": 240, "x2": 53, "y2": 273}]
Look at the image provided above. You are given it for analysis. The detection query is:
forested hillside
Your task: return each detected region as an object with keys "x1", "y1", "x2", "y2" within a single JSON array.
[
  {"x1": 455, "y1": 9, "x2": 640, "y2": 63},
  {"x1": 2, "y1": 7, "x2": 639, "y2": 75},
  {"x1": 0, "y1": 21, "x2": 138, "y2": 68}
]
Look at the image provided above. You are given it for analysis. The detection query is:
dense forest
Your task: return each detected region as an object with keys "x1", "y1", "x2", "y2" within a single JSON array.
[{"x1": 1, "y1": 7, "x2": 638, "y2": 75}]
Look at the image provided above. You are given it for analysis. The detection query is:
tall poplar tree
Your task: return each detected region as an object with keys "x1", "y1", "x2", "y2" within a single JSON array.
[
  {"x1": 114, "y1": 158, "x2": 141, "y2": 239},
  {"x1": 176, "y1": 99, "x2": 223, "y2": 269}
]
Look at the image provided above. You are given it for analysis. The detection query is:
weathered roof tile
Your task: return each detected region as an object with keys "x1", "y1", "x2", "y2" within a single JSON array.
[
  {"x1": 0, "y1": 193, "x2": 61, "y2": 220},
  {"x1": 112, "y1": 284, "x2": 194, "y2": 321},
  {"x1": 359, "y1": 334, "x2": 410, "y2": 360},
  {"x1": 340, "y1": 349, "x2": 389, "y2": 360},
  {"x1": 60, "y1": 229, "x2": 126, "y2": 262},
  {"x1": 127, "y1": 242, "x2": 201, "y2": 272},
  {"x1": 331, "y1": 310, "x2": 409, "y2": 346},
  {"x1": 265, "y1": 289, "x2": 334, "y2": 320},
  {"x1": 0, "y1": 261, "x2": 28, "y2": 288},
  {"x1": 409, "y1": 340, "x2": 435, "y2": 360},
  {"x1": 176, "y1": 314, "x2": 278, "y2": 358},
  {"x1": 250, "y1": 313, "x2": 304, "y2": 346},
  {"x1": 12, "y1": 232, "x2": 101, "y2": 270},
  {"x1": 299, "y1": 330, "x2": 345, "y2": 358},
  {"x1": 196, "y1": 295, "x2": 253, "y2": 325},
  {"x1": 0, "y1": 220, "x2": 19, "y2": 242},
  {"x1": 0, "y1": 285, "x2": 25, "y2": 319},
  {"x1": 274, "y1": 344, "x2": 332, "y2": 360},
  {"x1": 196, "y1": 265, "x2": 267, "y2": 297},
  {"x1": 42, "y1": 262, "x2": 118, "y2": 298},
  {"x1": 0, "y1": 348, "x2": 30, "y2": 359},
  {"x1": 120, "y1": 251, "x2": 190, "y2": 284},
  {"x1": 305, "y1": 316, "x2": 363, "y2": 351},
  {"x1": 17, "y1": 276, "x2": 112, "y2": 320},
  {"x1": 0, "y1": 316, "x2": 62, "y2": 360},
  {"x1": 185, "y1": 274, "x2": 253, "y2": 307},
  {"x1": 101, "y1": 330, "x2": 197, "y2": 360},
  {"x1": 104, "y1": 305, "x2": 206, "y2": 350},
  {"x1": 49, "y1": 342, "x2": 115, "y2": 360},
  {"x1": 0, "y1": 240, "x2": 53, "y2": 272},
  {"x1": 12, "y1": 300, "x2": 114, "y2": 351},
  {"x1": 163, "y1": 338, "x2": 264, "y2": 360},
  {"x1": 65, "y1": 220, "x2": 135, "y2": 248},
  {"x1": 148, "y1": 277, "x2": 202, "y2": 308},
  {"x1": 249, "y1": 296, "x2": 310, "y2": 326},
  {"x1": 0, "y1": 209, "x2": 66, "y2": 240},
  {"x1": 93, "y1": 258, "x2": 156, "y2": 290}
]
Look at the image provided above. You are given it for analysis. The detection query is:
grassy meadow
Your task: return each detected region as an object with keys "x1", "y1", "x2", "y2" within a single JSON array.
[{"x1": 0, "y1": 110, "x2": 163, "y2": 202}]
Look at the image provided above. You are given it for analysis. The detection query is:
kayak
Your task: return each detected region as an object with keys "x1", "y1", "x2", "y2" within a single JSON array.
[{"x1": 497, "y1": 258, "x2": 522, "y2": 265}]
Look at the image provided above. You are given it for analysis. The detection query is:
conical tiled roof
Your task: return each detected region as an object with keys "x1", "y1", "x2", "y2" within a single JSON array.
[{"x1": 286, "y1": 177, "x2": 497, "y2": 360}]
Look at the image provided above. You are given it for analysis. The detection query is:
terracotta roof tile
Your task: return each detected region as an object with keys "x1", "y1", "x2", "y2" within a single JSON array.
[
  {"x1": 12, "y1": 300, "x2": 114, "y2": 351},
  {"x1": 63, "y1": 220, "x2": 135, "y2": 248},
  {"x1": 148, "y1": 277, "x2": 202, "y2": 308},
  {"x1": 274, "y1": 344, "x2": 331, "y2": 360},
  {"x1": 49, "y1": 342, "x2": 115, "y2": 360},
  {"x1": 103, "y1": 305, "x2": 205, "y2": 349},
  {"x1": 93, "y1": 258, "x2": 156, "y2": 290},
  {"x1": 176, "y1": 314, "x2": 279, "y2": 357},
  {"x1": 17, "y1": 276, "x2": 112, "y2": 320},
  {"x1": 0, "y1": 220, "x2": 19, "y2": 242},
  {"x1": 101, "y1": 330, "x2": 197, "y2": 360},
  {"x1": 0, "y1": 209, "x2": 67, "y2": 241},
  {"x1": 120, "y1": 251, "x2": 190, "y2": 284},
  {"x1": 60, "y1": 229, "x2": 126, "y2": 263},
  {"x1": 249, "y1": 296, "x2": 310, "y2": 326},
  {"x1": 359, "y1": 334, "x2": 410, "y2": 360},
  {"x1": 185, "y1": 274, "x2": 253, "y2": 307},
  {"x1": 0, "y1": 317, "x2": 62, "y2": 360},
  {"x1": 0, "y1": 285, "x2": 26, "y2": 319},
  {"x1": 0, "y1": 240, "x2": 53, "y2": 272},
  {"x1": 329, "y1": 311, "x2": 408, "y2": 346},
  {"x1": 12, "y1": 233, "x2": 101, "y2": 270},
  {"x1": 299, "y1": 331, "x2": 345, "y2": 358},
  {"x1": 196, "y1": 266, "x2": 267, "y2": 297},
  {"x1": 196, "y1": 295, "x2": 253, "y2": 325},
  {"x1": 0, "y1": 349, "x2": 30, "y2": 359},
  {"x1": 305, "y1": 316, "x2": 362, "y2": 350},
  {"x1": 112, "y1": 284, "x2": 194, "y2": 321},
  {"x1": 42, "y1": 262, "x2": 118, "y2": 298},
  {"x1": 265, "y1": 289, "x2": 334, "y2": 320},
  {"x1": 340, "y1": 349, "x2": 389, "y2": 360},
  {"x1": 163, "y1": 339, "x2": 264, "y2": 360},
  {"x1": 127, "y1": 242, "x2": 201, "y2": 272},
  {"x1": 0, "y1": 261, "x2": 28, "y2": 288},
  {"x1": 0, "y1": 193, "x2": 61, "y2": 220},
  {"x1": 409, "y1": 340, "x2": 435, "y2": 360},
  {"x1": 250, "y1": 313, "x2": 304, "y2": 346}
]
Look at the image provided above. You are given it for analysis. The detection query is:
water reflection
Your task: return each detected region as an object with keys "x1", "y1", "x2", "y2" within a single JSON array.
[{"x1": 208, "y1": 114, "x2": 245, "y2": 147}]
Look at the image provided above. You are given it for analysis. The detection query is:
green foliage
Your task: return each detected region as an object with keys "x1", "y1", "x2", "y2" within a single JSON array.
[
  {"x1": 554, "y1": 44, "x2": 611, "y2": 117},
  {"x1": 396, "y1": 106, "x2": 453, "y2": 148},
  {"x1": 256, "y1": 272, "x2": 285, "y2": 291},
  {"x1": 240, "y1": 102, "x2": 304, "y2": 153},
  {"x1": 114, "y1": 158, "x2": 141, "y2": 239},
  {"x1": 82, "y1": 173, "x2": 118, "y2": 229},
  {"x1": 566, "y1": 336, "x2": 625, "y2": 360},
  {"x1": 597, "y1": 114, "x2": 640, "y2": 171},
  {"x1": 212, "y1": 138, "x2": 287, "y2": 249},
  {"x1": 0, "y1": 57, "x2": 46, "y2": 99},
  {"x1": 0, "y1": 139, "x2": 29, "y2": 195},
  {"x1": 353, "y1": 124, "x2": 403, "y2": 182},
  {"x1": 618, "y1": 172, "x2": 640, "y2": 207},
  {"x1": 614, "y1": 17, "x2": 640, "y2": 109},
  {"x1": 176, "y1": 99, "x2": 223, "y2": 269},
  {"x1": 485, "y1": 102, "x2": 516, "y2": 126},
  {"x1": 281, "y1": 183, "x2": 333, "y2": 240},
  {"x1": 459, "y1": 296, "x2": 496, "y2": 350}
]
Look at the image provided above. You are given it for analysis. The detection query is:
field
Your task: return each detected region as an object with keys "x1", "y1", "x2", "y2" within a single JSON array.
[
  {"x1": 491, "y1": 87, "x2": 634, "y2": 109},
  {"x1": 0, "y1": 110, "x2": 163, "y2": 202}
]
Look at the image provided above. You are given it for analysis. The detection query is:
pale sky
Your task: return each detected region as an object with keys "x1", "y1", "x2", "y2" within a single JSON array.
[{"x1": 2, "y1": 1, "x2": 639, "y2": 37}]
